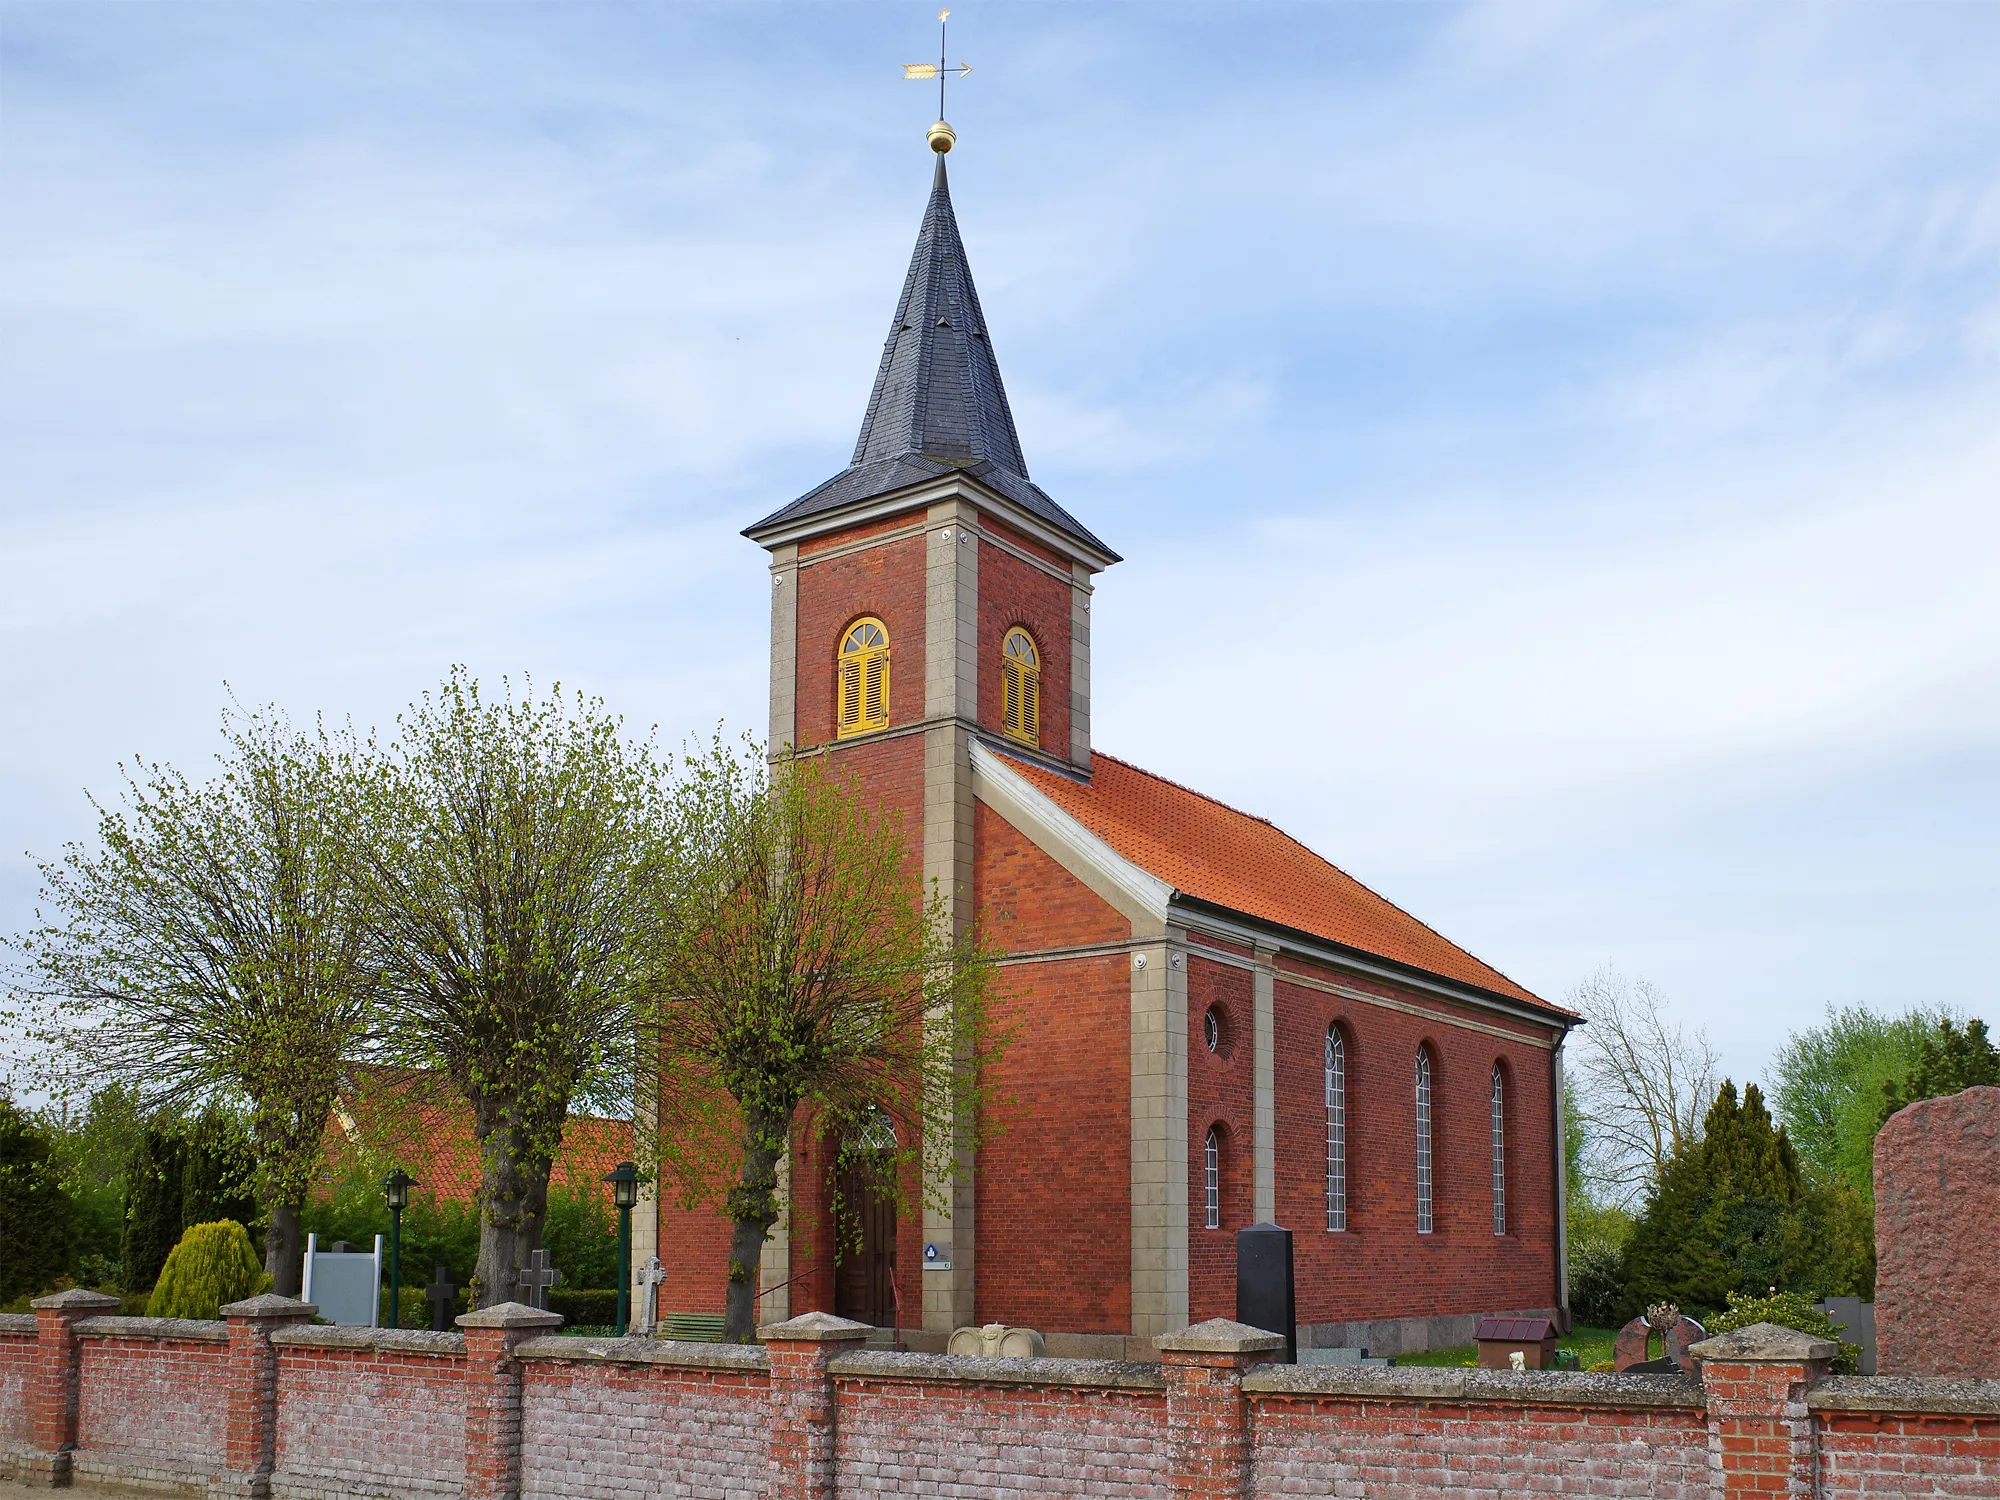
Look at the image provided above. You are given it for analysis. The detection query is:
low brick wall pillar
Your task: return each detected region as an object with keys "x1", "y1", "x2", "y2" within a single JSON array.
[
  {"x1": 761, "y1": 1311, "x2": 870, "y2": 1500},
  {"x1": 459, "y1": 1302, "x2": 563, "y2": 1500},
  {"x1": 25, "y1": 1288, "x2": 119, "y2": 1487},
  {"x1": 216, "y1": 1294, "x2": 318, "y2": 1499},
  {"x1": 1156, "y1": 1318, "x2": 1285, "y2": 1500},
  {"x1": 1691, "y1": 1322, "x2": 1836, "y2": 1499}
]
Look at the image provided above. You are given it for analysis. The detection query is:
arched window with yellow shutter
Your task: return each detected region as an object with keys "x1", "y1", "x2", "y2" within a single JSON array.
[
  {"x1": 999, "y1": 627, "x2": 1040, "y2": 745},
  {"x1": 837, "y1": 618, "x2": 890, "y2": 737}
]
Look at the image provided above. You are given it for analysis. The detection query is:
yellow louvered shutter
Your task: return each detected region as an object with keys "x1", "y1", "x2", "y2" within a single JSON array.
[
  {"x1": 862, "y1": 650, "x2": 888, "y2": 729},
  {"x1": 838, "y1": 655, "x2": 863, "y2": 734},
  {"x1": 999, "y1": 628, "x2": 1041, "y2": 747}
]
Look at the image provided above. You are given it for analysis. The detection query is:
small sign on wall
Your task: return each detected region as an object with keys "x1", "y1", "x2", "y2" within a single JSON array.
[{"x1": 923, "y1": 1240, "x2": 952, "y2": 1271}]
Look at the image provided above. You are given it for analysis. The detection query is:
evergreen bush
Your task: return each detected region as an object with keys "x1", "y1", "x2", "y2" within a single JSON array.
[
  {"x1": 145, "y1": 1219, "x2": 271, "y2": 1320},
  {"x1": 122, "y1": 1126, "x2": 187, "y2": 1293},
  {"x1": 1708, "y1": 1288, "x2": 1862, "y2": 1375},
  {"x1": 1618, "y1": 1081, "x2": 1866, "y2": 1320},
  {"x1": 0, "y1": 1098, "x2": 78, "y2": 1305}
]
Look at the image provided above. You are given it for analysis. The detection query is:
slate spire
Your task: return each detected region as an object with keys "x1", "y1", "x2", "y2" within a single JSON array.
[
  {"x1": 851, "y1": 156, "x2": 1028, "y2": 474},
  {"x1": 745, "y1": 158, "x2": 1115, "y2": 561}
]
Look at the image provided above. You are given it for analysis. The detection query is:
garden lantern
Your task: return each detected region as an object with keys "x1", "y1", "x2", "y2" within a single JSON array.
[
  {"x1": 604, "y1": 1161, "x2": 639, "y2": 1336},
  {"x1": 383, "y1": 1168, "x2": 417, "y2": 1329}
]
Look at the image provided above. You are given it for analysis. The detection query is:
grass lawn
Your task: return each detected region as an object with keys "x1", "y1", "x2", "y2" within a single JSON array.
[{"x1": 1395, "y1": 1324, "x2": 1624, "y2": 1370}]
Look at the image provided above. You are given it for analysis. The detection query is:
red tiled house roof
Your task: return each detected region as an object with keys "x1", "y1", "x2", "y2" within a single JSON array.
[
  {"x1": 1002, "y1": 751, "x2": 1564, "y2": 1015},
  {"x1": 323, "y1": 1066, "x2": 632, "y2": 1205}
]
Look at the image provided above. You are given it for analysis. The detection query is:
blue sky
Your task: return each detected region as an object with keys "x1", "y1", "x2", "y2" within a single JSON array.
[{"x1": 3, "y1": 2, "x2": 1997, "y2": 1088}]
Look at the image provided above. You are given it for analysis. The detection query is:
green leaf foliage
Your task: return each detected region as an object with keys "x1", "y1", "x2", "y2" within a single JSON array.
[
  {"x1": 0, "y1": 1097, "x2": 79, "y2": 1305},
  {"x1": 12, "y1": 704, "x2": 376, "y2": 1292},
  {"x1": 1708, "y1": 1288, "x2": 1863, "y2": 1376},
  {"x1": 1880, "y1": 1018, "x2": 2000, "y2": 1126},
  {"x1": 145, "y1": 1219, "x2": 272, "y2": 1320},
  {"x1": 1619, "y1": 1081, "x2": 1868, "y2": 1320},
  {"x1": 118, "y1": 1111, "x2": 259, "y2": 1293},
  {"x1": 346, "y1": 670, "x2": 667, "y2": 1307},
  {"x1": 1767, "y1": 1005, "x2": 1944, "y2": 1202},
  {"x1": 645, "y1": 742, "x2": 1007, "y2": 1341}
]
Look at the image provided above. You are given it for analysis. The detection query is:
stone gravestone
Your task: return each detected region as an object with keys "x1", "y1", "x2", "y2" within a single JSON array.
[
  {"x1": 1875, "y1": 1084, "x2": 2000, "y2": 1377},
  {"x1": 1613, "y1": 1307, "x2": 1706, "y2": 1374},
  {"x1": 519, "y1": 1248, "x2": 562, "y2": 1312},
  {"x1": 426, "y1": 1264, "x2": 459, "y2": 1332},
  {"x1": 632, "y1": 1256, "x2": 666, "y2": 1337}
]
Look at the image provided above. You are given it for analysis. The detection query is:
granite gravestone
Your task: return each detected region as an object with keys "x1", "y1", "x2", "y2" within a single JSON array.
[
  {"x1": 520, "y1": 1249, "x2": 562, "y2": 1312},
  {"x1": 426, "y1": 1264, "x2": 459, "y2": 1332},
  {"x1": 1236, "y1": 1223, "x2": 1296, "y2": 1364},
  {"x1": 1875, "y1": 1084, "x2": 2000, "y2": 1377}
]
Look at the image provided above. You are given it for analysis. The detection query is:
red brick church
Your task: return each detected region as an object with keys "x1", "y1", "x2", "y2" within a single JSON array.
[{"x1": 645, "y1": 143, "x2": 1579, "y2": 1358}]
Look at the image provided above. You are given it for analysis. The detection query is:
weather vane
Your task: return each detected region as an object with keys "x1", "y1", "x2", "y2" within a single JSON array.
[{"x1": 903, "y1": 8, "x2": 972, "y2": 154}]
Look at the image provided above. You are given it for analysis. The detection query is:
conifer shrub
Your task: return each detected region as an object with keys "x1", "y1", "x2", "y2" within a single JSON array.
[
  {"x1": 1708, "y1": 1288, "x2": 1862, "y2": 1375},
  {"x1": 145, "y1": 1219, "x2": 270, "y2": 1320}
]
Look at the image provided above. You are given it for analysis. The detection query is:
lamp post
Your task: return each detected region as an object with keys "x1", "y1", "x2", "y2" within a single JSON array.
[
  {"x1": 604, "y1": 1161, "x2": 639, "y2": 1337},
  {"x1": 383, "y1": 1169, "x2": 416, "y2": 1329}
]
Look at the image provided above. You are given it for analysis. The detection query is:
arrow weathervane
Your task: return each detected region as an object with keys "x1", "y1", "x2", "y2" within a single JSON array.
[{"x1": 904, "y1": 8, "x2": 972, "y2": 153}]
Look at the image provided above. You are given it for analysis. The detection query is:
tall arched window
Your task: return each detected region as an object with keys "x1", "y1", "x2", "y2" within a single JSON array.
[
  {"x1": 1000, "y1": 627, "x2": 1040, "y2": 744},
  {"x1": 837, "y1": 618, "x2": 890, "y2": 738},
  {"x1": 1203, "y1": 1127, "x2": 1221, "y2": 1230},
  {"x1": 1325, "y1": 1028, "x2": 1347, "y2": 1232},
  {"x1": 1415, "y1": 1047, "x2": 1434, "y2": 1235},
  {"x1": 1491, "y1": 1064, "x2": 1507, "y2": 1236}
]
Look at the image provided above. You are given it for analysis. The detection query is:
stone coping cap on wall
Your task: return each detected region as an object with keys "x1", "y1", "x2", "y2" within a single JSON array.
[
  {"x1": 271, "y1": 1325, "x2": 467, "y2": 1356},
  {"x1": 1154, "y1": 1318, "x2": 1287, "y2": 1354},
  {"x1": 457, "y1": 1302, "x2": 564, "y2": 1330},
  {"x1": 1688, "y1": 1322, "x2": 1836, "y2": 1363},
  {"x1": 1242, "y1": 1364, "x2": 1706, "y2": 1410},
  {"x1": 0, "y1": 1313, "x2": 39, "y2": 1334},
  {"x1": 831, "y1": 1349, "x2": 1169, "y2": 1392},
  {"x1": 220, "y1": 1294, "x2": 317, "y2": 1320},
  {"x1": 1809, "y1": 1376, "x2": 2000, "y2": 1416},
  {"x1": 30, "y1": 1288, "x2": 122, "y2": 1312},
  {"x1": 758, "y1": 1311, "x2": 873, "y2": 1343},
  {"x1": 76, "y1": 1315, "x2": 229, "y2": 1343},
  {"x1": 515, "y1": 1335, "x2": 770, "y2": 1372}
]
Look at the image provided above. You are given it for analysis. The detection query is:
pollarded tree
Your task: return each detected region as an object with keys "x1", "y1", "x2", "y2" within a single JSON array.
[
  {"x1": 8, "y1": 708, "x2": 375, "y2": 1293},
  {"x1": 345, "y1": 671, "x2": 666, "y2": 1308},
  {"x1": 643, "y1": 742, "x2": 1002, "y2": 1342}
]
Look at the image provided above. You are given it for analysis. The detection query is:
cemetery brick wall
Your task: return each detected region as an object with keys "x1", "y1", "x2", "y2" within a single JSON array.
[
  {"x1": 831, "y1": 1355, "x2": 1172, "y2": 1498},
  {"x1": 1246, "y1": 1380, "x2": 1713, "y2": 1497},
  {"x1": 11, "y1": 1308, "x2": 2000, "y2": 1500},
  {"x1": 518, "y1": 1342, "x2": 769, "y2": 1500},
  {"x1": 0, "y1": 1320, "x2": 33, "y2": 1451},
  {"x1": 975, "y1": 799, "x2": 1134, "y2": 1333},
  {"x1": 1816, "y1": 1408, "x2": 2000, "y2": 1495},
  {"x1": 269, "y1": 1329, "x2": 468, "y2": 1500},
  {"x1": 72, "y1": 1322, "x2": 229, "y2": 1489},
  {"x1": 1189, "y1": 954, "x2": 1257, "y2": 1324},
  {"x1": 1274, "y1": 958, "x2": 1562, "y2": 1330}
]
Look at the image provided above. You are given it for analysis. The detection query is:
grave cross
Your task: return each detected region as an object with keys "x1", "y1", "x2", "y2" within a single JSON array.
[
  {"x1": 426, "y1": 1263, "x2": 459, "y2": 1332},
  {"x1": 632, "y1": 1256, "x2": 666, "y2": 1337},
  {"x1": 520, "y1": 1249, "x2": 562, "y2": 1311}
]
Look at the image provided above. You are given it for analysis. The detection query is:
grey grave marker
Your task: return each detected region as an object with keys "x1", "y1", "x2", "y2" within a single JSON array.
[{"x1": 520, "y1": 1248, "x2": 562, "y2": 1311}]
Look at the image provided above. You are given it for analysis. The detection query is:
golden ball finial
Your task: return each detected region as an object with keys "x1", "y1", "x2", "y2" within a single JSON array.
[{"x1": 927, "y1": 118, "x2": 956, "y2": 154}]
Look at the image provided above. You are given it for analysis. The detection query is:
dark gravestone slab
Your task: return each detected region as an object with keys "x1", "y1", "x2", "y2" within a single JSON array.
[
  {"x1": 1236, "y1": 1224, "x2": 1295, "y2": 1364},
  {"x1": 426, "y1": 1264, "x2": 459, "y2": 1333}
]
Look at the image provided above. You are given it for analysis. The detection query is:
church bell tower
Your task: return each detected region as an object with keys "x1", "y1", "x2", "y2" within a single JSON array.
[{"x1": 742, "y1": 136, "x2": 1120, "y2": 1333}]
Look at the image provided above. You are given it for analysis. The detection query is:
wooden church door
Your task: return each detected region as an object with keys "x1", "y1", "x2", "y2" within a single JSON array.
[{"x1": 833, "y1": 1118, "x2": 898, "y2": 1328}]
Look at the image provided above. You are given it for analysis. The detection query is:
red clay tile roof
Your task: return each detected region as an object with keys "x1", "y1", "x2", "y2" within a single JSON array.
[
  {"x1": 1001, "y1": 751, "x2": 1564, "y2": 1015},
  {"x1": 323, "y1": 1066, "x2": 632, "y2": 1206}
]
